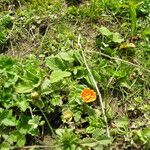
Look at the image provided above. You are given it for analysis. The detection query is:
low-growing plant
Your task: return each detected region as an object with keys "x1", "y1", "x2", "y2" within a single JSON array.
[{"x1": 0, "y1": 51, "x2": 113, "y2": 149}]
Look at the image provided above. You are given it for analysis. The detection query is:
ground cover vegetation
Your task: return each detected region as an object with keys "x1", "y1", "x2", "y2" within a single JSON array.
[{"x1": 0, "y1": 0, "x2": 150, "y2": 149}]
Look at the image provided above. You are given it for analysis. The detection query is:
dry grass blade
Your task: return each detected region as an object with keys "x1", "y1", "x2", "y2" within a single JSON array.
[
  {"x1": 86, "y1": 50, "x2": 150, "y2": 73},
  {"x1": 78, "y1": 34, "x2": 110, "y2": 138}
]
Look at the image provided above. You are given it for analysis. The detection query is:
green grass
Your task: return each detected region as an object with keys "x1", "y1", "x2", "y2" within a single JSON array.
[{"x1": 0, "y1": 0, "x2": 150, "y2": 149}]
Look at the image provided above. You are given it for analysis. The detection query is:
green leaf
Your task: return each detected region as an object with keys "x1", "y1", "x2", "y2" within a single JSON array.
[
  {"x1": 17, "y1": 134, "x2": 26, "y2": 147},
  {"x1": 46, "y1": 55, "x2": 66, "y2": 70},
  {"x1": 9, "y1": 131, "x2": 26, "y2": 147},
  {"x1": 16, "y1": 82, "x2": 34, "y2": 93},
  {"x1": 74, "y1": 111, "x2": 82, "y2": 122},
  {"x1": 4, "y1": 73, "x2": 18, "y2": 88},
  {"x1": 0, "y1": 56, "x2": 15, "y2": 70},
  {"x1": 114, "y1": 116, "x2": 129, "y2": 129},
  {"x1": 142, "y1": 128, "x2": 150, "y2": 138},
  {"x1": 50, "y1": 70, "x2": 71, "y2": 83},
  {"x1": 24, "y1": 70, "x2": 41, "y2": 84},
  {"x1": 80, "y1": 138, "x2": 98, "y2": 147},
  {"x1": 41, "y1": 78, "x2": 52, "y2": 94},
  {"x1": 16, "y1": 99, "x2": 29, "y2": 112},
  {"x1": 0, "y1": 109, "x2": 17, "y2": 126},
  {"x1": 16, "y1": 79, "x2": 41, "y2": 93},
  {"x1": 0, "y1": 142, "x2": 10, "y2": 150},
  {"x1": 17, "y1": 116, "x2": 32, "y2": 134},
  {"x1": 97, "y1": 139, "x2": 112, "y2": 145},
  {"x1": 106, "y1": 105, "x2": 116, "y2": 119},
  {"x1": 51, "y1": 94, "x2": 62, "y2": 106},
  {"x1": 28, "y1": 115, "x2": 42, "y2": 129},
  {"x1": 80, "y1": 137, "x2": 111, "y2": 148},
  {"x1": 97, "y1": 26, "x2": 112, "y2": 36},
  {"x1": 92, "y1": 129, "x2": 105, "y2": 139},
  {"x1": 73, "y1": 66, "x2": 87, "y2": 79},
  {"x1": 1, "y1": 117, "x2": 17, "y2": 126},
  {"x1": 15, "y1": 67, "x2": 41, "y2": 93},
  {"x1": 112, "y1": 32, "x2": 124, "y2": 43},
  {"x1": 33, "y1": 99, "x2": 45, "y2": 108},
  {"x1": 74, "y1": 50, "x2": 84, "y2": 64},
  {"x1": 57, "y1": 52, "x2": 74, "y2": 62},
  {"x1": 17, "y1": 115, "x2": 38, "y2": 136}
]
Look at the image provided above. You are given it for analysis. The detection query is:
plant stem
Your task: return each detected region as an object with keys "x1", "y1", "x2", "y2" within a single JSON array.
[
  {"x1": 78, "y1": 34, "x2": 110, "y2": 138},
  {"x1": 39, "y1": 107, "x2": 56, "y2": 138},
  {"x1": 81, "y1": 50, "x2": 110, "y2": 137},
  {"x1": 87, "y1": 50, "x2": 150, "y2": 73}
]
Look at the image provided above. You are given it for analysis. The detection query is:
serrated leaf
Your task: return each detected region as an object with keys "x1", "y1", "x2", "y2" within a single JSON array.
[
  {"x1": 92, "y1": 129, "x2": 105, "y2": 139},
  {"x1": 50, "y1": 70, "x2": 71, "y2": 83},
  {"x1": 51, "y1": 94, "x2": 62, "y2": 106},
  {"x1": 15, "y1": 68, "x2": 41, "y2": 93},
  {"x1": 17, "y1": 115, "x2": 32, "y2": 134},
  {"x1": 0, "y1": 109, "x2": 17, "y2": 126},
  {"x1": 1, "y1": 118, "x2": 17, "y2": 126},
  {"x1": 28, "y1": 115, "x2": 41, "y2": 129},
  {"x1": 41, "y1": 78, "x2": 53, "y2": 94},
  {"x1": 16, "y1": 83, "x2": 34, "y2": 93},
  {"x1": 16, "y1": 80, "x2": 40, "y2": 93},
  {"x1": 41, "y1": 78, "x2": 51, "y2": 90},
  {"x1": 57, "y1": 52, "x2": 74, "y2": 62},
  {"x1": 4, "y1": 73, "x2": 18, "y2": 88},
  {"x1": 9, "y1": 131, "x2": 26, "y2": 147},
  {"x1": 46, "y1": 56, "x2": 66, "y2": 70},
  {"x1": 17, "y1": 115, "x2": 38, "y2": 136},
  {"x1": 17, "y1": 134, "x2": 26, "y2": 147},
  {"x1": 17, "y1": 100, "x2": 29, "y2": 112}
]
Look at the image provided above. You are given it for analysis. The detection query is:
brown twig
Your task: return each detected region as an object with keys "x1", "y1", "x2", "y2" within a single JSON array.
[
  {"x1": 86, "y1": 50, "x2": 150, "y2": 73},
  {"x1": 78, "y1": 34, "x2": 110, "y2": 138}
]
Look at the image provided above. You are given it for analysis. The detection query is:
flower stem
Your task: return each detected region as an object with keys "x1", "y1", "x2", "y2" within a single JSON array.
[{"x1": 39, "y1": 107, "x2": 56, "y2": 138}]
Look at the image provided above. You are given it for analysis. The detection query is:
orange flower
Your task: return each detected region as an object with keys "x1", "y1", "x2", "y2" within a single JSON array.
[{"x1": 81, "y1": 88, "x2": 97, "y2": 103}]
